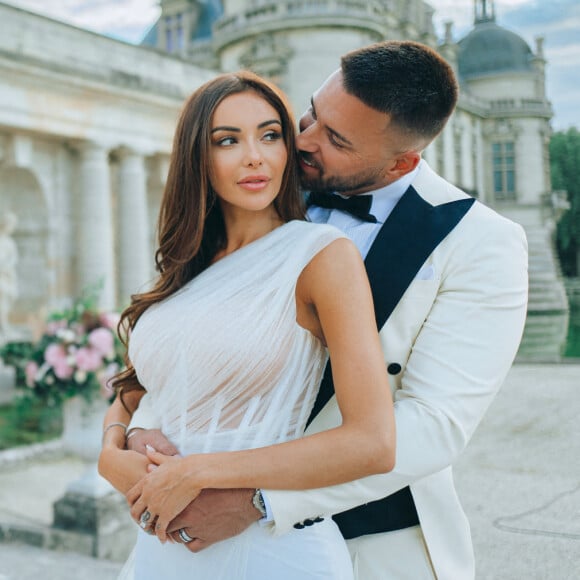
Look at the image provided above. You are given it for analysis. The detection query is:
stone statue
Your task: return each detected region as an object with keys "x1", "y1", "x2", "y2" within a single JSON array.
[{"x1": 0, "y1": 211, "x2": 18, "y2": 339}]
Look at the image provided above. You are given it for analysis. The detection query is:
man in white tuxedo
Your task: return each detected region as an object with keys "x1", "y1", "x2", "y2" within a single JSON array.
[{"x1": 123, "y1": 41, "x2": 528, "y2": 579}]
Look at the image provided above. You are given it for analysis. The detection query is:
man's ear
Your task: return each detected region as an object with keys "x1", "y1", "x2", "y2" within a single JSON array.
[{"x1": 385, "y1": 151, "x2": 421, "y2": 181}]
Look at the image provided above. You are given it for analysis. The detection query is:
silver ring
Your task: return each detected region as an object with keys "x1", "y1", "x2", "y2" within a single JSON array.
[
  {"x1": 140, "y1": 510, "x2": 152, "y2": 524},
  {"x1": 178, "y1": 528, "x2": 194, "y2": 543}
]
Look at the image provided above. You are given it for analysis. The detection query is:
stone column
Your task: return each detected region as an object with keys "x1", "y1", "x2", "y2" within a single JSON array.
[
  {"x1": 117, "y1": 148, "x2": 151, "y2": 302},
  {"x1": 76, "y1": 142, "x2": 116, "y2": 309}
]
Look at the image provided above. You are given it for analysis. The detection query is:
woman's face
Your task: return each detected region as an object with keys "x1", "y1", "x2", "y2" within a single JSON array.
[{"x1": 209, "y1": 91, "x2": 288, "y2": 216}]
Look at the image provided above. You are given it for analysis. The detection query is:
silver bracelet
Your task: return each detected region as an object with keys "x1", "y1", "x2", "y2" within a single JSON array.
[
  {"x1": 102, "y1": 422, "x2": 128, "y2": 441},
  {"x1": 126, "y1": 427, "x2": 145, "y2": 441}
]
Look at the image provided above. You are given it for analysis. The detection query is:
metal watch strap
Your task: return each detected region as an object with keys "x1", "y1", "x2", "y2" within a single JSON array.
[{"x1": 252, "y1": 489, "x2": 267, "y2": 518}]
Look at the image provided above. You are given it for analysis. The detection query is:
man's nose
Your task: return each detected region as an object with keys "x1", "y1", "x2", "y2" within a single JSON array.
[
  {"x1": 298, "y1": 110, "x2": 313, "y2": 133},
  {"x1": 296, "y1": 115, "x2": 317, "y2": 152}
]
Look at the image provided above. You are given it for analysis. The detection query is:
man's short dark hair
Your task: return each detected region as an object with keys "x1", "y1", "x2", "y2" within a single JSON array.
[{"x1": 341, "y1": 40, "x2": 458, "y2": 141}]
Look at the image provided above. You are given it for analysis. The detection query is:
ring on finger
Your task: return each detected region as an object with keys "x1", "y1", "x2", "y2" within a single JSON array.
[{"x1": 178, "y1": 528, "x2": 194, "y2": 543}]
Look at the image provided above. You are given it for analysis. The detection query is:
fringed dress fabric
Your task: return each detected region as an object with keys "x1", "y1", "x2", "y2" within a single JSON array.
[{"x1": 119, "y1": 221, "x2": 354, "y2": 580}]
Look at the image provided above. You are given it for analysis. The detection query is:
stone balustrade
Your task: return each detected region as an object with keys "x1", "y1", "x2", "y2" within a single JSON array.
[
  {"x1": 488, "y1": 98, "x2": 553, "y2": 118},
  {"x1": 213, "y1": 0, "x2": 431, "y2": 47},
  {"x1": 215, "y1": 0, "x2": 386, "y2": 33}
]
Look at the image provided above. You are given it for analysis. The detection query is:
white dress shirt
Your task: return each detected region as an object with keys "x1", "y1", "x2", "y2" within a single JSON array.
[{"x1": 306, "y1": 161, "x2": 422, "y2": 258}]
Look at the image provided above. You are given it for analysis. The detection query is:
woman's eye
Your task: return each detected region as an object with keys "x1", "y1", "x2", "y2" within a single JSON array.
[
  {"x1": 216, "y1": 136, "x2": 237, "y2": 146},
  {"x1": 263, "y1": 130, "x2": 282, "y2": 142}
]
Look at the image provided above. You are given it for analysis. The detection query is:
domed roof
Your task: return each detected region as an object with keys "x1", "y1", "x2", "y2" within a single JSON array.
[{"x1": 458, "y1": 20, "x2": 534, "y2": 80}]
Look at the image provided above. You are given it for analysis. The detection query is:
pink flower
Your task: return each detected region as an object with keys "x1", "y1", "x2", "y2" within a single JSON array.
[
  {"x1": 25, "y1": 361, "x2": 39, "y2": 387},
  {"x1": 88, "y1": 327, "x2": 114, "y2": 357},
  {"x1": 75, "y1": 346, "x2": 103, "y2": 372},
  {"x1": 99, "y1": 312, "x2": 120, "y2": 330},
  {"x1": 45, "y1": 343, "x2": 68, "y2": 366},
  {"x1": 53, "y1": 360, "x2": 74, "y2": 380},
  {"x1": 43, "y1": 345, "x2": 74, "y2": 379}
]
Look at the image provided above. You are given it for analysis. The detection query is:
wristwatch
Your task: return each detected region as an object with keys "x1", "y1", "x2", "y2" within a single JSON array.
[{"x1": 252, "y1": 488, "x2": 267, "y2": 519}]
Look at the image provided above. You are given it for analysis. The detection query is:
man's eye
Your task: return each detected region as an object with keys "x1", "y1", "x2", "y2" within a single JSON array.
[{"x1": 329, "y1": 134, "x2": 344, "y2": 149}]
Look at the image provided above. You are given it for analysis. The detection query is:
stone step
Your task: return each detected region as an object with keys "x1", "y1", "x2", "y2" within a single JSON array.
[
  {"x1": 518, "y1": 312, "x2": 569, "y2": 358},
  {"x1": 529, "y1": 278, "x2": 568, "y2": 289},
  {"x1": 529, "y1": 278, "x2": 563, "y2": 287}
]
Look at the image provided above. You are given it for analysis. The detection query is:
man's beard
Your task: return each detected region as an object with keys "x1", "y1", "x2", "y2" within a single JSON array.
[{"x1": 299, "y1": 161, "x2": 384, "y2": 196}]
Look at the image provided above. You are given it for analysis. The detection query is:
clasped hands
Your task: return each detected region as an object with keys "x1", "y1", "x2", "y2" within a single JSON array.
[
  {"x1": 123, "y1": 430, "x2": 260, "y2": 551},
  {"x1": 127, "y1": 447, "x2": 202, "y2": 543}
]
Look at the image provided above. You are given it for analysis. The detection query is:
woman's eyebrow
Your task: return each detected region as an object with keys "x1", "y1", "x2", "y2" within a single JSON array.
[
  {"x1": 258, "y1": 119, "x2": 282, "y2": 129},
  {"x1": 211, "y1": 125, "x2": 240, "y2": 133},
  {"x1": 211, "y1": 119, "x2": 281, "y2": 133}
]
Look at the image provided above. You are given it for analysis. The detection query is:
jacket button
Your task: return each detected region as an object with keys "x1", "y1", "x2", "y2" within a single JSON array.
[{"x1": 387, "y1": 362, "x2": 402, "y2": 375}]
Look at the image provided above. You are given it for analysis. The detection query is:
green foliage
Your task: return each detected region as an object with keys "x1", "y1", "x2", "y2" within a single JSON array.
[
  {"x1": 564, "y1": 308, "x2": 580, "y2": 358},
  {"x1": 0, "y1": 398, "x2": 62, "y2": 450},
  {"x1": 0, "y1": 341, "x2": 34, "y2": 386},
  {"x1": 551, "y1": 128, "x2": 580, "y2": 276}
]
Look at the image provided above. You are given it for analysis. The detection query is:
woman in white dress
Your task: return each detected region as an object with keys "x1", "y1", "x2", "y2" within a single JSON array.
[{"x1": 99, "y1": 71, "x2": 395, "y2": 579}]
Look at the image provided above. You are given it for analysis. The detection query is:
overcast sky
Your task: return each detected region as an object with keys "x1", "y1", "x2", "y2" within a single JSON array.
[{"x1": 3, "y1": 0, "x2": 578, "y2": 130}]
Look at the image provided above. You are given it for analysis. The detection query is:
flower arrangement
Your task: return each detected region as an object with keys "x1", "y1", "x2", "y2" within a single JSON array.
[{"x1": 0, "y1": 293, "x2": 125, "y2": 406}]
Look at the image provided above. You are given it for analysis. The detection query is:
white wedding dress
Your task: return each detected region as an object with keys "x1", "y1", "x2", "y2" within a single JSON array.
[{"x1": 121, "y1": 220, "x2": 354, "y2": 580}]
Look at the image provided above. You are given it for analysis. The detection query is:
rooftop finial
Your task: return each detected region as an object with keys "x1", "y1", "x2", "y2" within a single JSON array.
[{"x1": 474, "y1": 0, "x2": 496, "y2": 24}]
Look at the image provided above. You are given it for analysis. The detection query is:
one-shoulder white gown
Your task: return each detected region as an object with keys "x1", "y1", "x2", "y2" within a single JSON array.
[{"x1": 122, "y1": 221, "x2": 354, "y2": 580}]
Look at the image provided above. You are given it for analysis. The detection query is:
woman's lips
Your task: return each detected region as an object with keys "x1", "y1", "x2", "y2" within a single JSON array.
[{"x1": 237, "y1": 175, "x2": 271, "y2": 191}]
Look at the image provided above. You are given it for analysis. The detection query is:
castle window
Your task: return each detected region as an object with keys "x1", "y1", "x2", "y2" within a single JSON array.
[
  {"x1": 165, "y1": 14, "x2": 184, "y2": 53},
  {"x1": 492, "y1": 141, "x2": 515, "y2": 200},
  {"x1": 436, "y1": 134, "x2": 444, "y2": 177},
  {"x1": 176, "y1": 14, "x2": 184, "y2": 50},
  {"x1": 454, "y1": 129, "x2": 462, "y2": 186},
  {"x1": 165, "y1": 16, "x2": 174, "y2": 52}
]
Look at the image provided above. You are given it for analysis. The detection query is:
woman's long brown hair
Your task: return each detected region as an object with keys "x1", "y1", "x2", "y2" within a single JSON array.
[{"x1": 113, "y1": 71, "x2": 304, "y2": 402}]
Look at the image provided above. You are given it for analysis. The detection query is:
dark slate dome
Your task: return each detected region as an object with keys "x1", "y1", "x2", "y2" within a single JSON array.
[{"x1": 458, "y1": 21, "x2": 534, "y2": 80}]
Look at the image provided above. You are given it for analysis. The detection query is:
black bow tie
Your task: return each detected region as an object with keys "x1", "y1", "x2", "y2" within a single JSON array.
[{"x1": 307, "y1": 191, "x2": 377, "y2": 223}]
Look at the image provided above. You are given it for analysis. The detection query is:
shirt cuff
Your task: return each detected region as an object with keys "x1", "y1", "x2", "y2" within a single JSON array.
[{"x1": 258, "y1": 490, "x2": 275, "y2": 525}]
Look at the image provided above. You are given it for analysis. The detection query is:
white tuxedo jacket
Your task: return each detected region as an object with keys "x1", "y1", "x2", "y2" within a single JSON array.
[{"x1": 265, "y1": 163, "x2": 528, "y2": 579}]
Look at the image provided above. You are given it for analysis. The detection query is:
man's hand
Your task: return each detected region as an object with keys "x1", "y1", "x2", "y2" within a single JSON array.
[
  {"x1": 127, "y1": 428, "x2": 179, "y2": 456},
  {"x1": 167, "y1": 488, "x2": 260, "y2": 552}
]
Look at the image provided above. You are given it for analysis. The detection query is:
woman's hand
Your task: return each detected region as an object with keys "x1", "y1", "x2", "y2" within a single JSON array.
[{"x1": 126, "y1": 447, "x2": 202, "y2": 542}]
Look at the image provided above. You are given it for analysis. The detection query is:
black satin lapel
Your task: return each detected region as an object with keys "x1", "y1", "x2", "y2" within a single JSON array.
[
  {"x1": 306, "y1": 187, "x2": 475, "y2": 427},
  {"x1": 365, "y1": 187, "x2": 475, "y2": 330}
]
